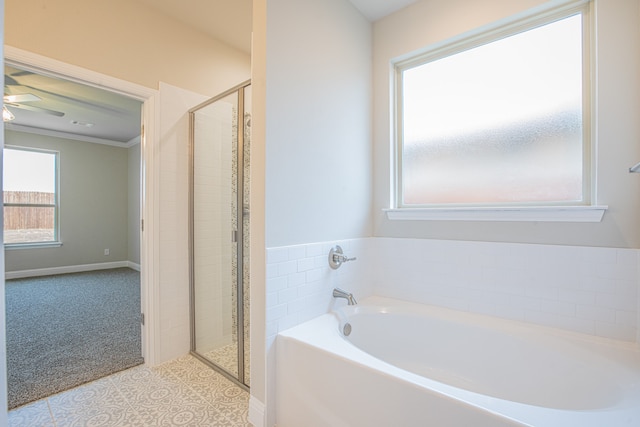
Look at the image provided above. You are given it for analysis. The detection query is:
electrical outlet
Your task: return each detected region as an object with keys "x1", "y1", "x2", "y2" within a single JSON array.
[{"x1": 104, "y1": 249, "x2": 110, "y2": 256}]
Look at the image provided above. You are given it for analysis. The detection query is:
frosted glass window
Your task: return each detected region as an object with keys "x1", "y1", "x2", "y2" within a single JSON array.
[{"x1": 398, "y1": 12, "x2": 588, "y2": 206}]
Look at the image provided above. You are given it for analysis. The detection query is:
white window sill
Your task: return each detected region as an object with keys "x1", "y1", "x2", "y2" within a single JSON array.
[
  {"x1": 384, "y1": 206, "x2": 608, "y2": 222},
  {"x1": 5, "y1": 241, "x2": 63, "y2": 250}
]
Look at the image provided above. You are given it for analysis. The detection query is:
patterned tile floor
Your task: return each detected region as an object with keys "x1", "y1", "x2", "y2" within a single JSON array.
[{"x1": 8, "y1": 354, "x2": 252, "y2": 427}]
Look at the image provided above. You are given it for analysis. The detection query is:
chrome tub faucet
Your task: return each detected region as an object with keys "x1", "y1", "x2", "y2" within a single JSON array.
[{"x1": 333, "y1": 287, "x2": 357, "y2": 305}]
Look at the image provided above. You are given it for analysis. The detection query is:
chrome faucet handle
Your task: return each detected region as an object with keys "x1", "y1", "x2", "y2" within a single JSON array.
[
  {"x1": 328, "y1": 245, "x2": 356, "y2": 269},
  {"x1": 335, "y1": 254, "x2": 356, "y2": 263}
]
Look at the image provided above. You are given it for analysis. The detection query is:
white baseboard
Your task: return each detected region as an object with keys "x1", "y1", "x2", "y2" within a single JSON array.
[
  {"x1": 5, "y1": 261, "x2": 138, "y2": 279},
  {"x1": 127, "y1": 261, "x2": 141, "y2": 271},
  {"x1": 248, "y1": 396, "x2": 266, "y2": 427}
]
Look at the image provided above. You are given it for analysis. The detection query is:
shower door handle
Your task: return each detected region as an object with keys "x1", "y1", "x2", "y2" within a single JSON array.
[{"x1": 232, "y1": 230, "x2": 238, "y2": 242}]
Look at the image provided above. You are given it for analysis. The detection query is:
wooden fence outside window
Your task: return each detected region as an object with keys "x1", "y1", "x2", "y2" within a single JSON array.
[{"x1": 3, "y1": 191, "x2": 55, "y2": 231}]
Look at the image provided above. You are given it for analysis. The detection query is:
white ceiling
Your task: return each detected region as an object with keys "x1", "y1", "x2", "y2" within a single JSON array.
[{"x1": 3, "y1": 0, "x2": 415, "y2": 144}]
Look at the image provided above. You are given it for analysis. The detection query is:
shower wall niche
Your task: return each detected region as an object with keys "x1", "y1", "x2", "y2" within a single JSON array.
[{"x1": 189, "y1": 81, "x2": 251, "y2": 388}]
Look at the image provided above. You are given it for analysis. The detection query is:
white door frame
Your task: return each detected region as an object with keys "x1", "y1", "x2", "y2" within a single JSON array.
[{"x1": 4, "y1": 46, "x2": 160, "y2": 365}]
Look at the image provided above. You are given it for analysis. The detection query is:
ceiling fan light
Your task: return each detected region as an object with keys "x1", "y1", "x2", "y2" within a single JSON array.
[
  {"x1": 3, "y1": 105, "x2": 15, "y2": 122},
  {"x1": 4, "y1": 93, "x2": 41, "y2": 103}
]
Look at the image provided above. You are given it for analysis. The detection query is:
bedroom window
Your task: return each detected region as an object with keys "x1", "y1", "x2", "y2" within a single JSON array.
[
  {"x1": 3, "y1": 146, "x2": 60, "y2": 246},
  {"x1": 395, "y1": 5, "x2": 592, "y2": 209}
]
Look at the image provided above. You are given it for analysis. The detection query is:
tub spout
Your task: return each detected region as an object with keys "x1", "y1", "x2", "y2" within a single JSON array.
[{"x1": 333, "y1": 287, "x2": 357, "y2": 305}]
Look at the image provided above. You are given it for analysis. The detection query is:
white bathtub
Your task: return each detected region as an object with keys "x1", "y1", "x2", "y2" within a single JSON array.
[{"x1": 276, "y1": 296, "x2": 640, "y2": 427}]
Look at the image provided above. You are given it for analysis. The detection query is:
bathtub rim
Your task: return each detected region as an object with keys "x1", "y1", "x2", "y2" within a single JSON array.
[
  {"x1": 341, "y1": 295, "x2": 640, "y2": 352},
  {"x1": 278, "y1": 295, "x2": 640, "y2": 427}
]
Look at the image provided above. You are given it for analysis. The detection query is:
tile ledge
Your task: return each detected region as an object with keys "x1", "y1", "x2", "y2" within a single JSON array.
[{"x1": 384, "y1": 206, "x2": 608, "y2": 222}]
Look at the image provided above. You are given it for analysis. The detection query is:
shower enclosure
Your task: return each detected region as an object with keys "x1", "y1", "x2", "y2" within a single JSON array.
[{"x1": 189, "y1": 81, "x2": 251, "y2": 389}]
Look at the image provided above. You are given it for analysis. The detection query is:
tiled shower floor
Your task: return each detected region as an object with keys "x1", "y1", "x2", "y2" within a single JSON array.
[
  {"x1": 204, "y1": 343, "x2": 250, "y2": 385},
  {"x1": 8, "y1": 354, "x2": 252, "y2": 426}
]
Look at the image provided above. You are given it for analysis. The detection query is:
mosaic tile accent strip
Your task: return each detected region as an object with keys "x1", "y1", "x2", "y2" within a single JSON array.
[{"x1": 8, "y1": 354, "x2": 252, "y2": 427}]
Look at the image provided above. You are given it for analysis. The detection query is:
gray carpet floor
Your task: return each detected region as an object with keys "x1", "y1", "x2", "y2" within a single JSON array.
[{"x1": 5, "y1": 267, "x2": 144, "y2": 409}]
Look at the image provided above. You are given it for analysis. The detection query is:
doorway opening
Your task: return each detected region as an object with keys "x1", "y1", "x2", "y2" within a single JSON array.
[{"x1": 3, "y1": 47, "x2": 158, "y2": 408}]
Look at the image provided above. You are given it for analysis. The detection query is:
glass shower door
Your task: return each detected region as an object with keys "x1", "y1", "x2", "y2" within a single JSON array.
[{"x1": 189, "y1": 81, "x2": 250, "y2": 388}]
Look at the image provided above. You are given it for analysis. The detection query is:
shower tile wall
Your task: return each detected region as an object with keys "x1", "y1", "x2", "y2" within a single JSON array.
[{"x1": 193, "y1": 103, "x2": 235, "y2": 352}]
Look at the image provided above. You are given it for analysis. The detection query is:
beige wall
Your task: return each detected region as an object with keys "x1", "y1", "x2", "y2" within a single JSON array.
[
  {"x1": 5, "y1": 131, "x2": 130, "y2": 272},
  {"x1": 5, "y1": 0, "x2": 251, "y2": 96},
  {"x1": 373, "y1": 0, "x2": 640, "y2": 248}
]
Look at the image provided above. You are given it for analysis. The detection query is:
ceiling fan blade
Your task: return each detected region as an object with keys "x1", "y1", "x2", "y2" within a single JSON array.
[
  {"x1": 18, "y1": 83, "x2": 128, "y2": 116},
  {"x1": 6, "y1": 72, "x2": 125, "y2": 114},
  {"x1": 4, "y1": 75, "x2": 19, "y2": 87},
  {"x1": 6, "y1": 103, "x2": 65, "y2": 117},
  {"x1": 43, "y1": 86, "x2": 128, "y2": 115},
  {"x1": 10, "y1": 70, "x2": 35, "y2": 78},
  {"x1": 3, "y1": 93, "x2": 41, "y2": 103}
]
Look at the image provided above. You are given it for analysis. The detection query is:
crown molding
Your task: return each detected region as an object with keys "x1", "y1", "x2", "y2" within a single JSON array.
[{"x1": 5, "y1": 123, "x2": 139, "y2": 148}]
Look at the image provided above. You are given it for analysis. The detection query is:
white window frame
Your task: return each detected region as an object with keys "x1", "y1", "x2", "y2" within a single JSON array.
[
  {"x1": 387, "y1": 0, "x2": 606, "y2": 222},
  {"x1": 3, "y1": 145, "x2": 62, "y2": 248}
]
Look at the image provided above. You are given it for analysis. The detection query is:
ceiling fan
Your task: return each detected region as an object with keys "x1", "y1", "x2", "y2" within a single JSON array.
[
  {"x1": 4, "y1": 68, "x2": 69, "y2": 121},
  {"x1": 4, "y1": 78, "x2": 66, "y2": 120}
]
